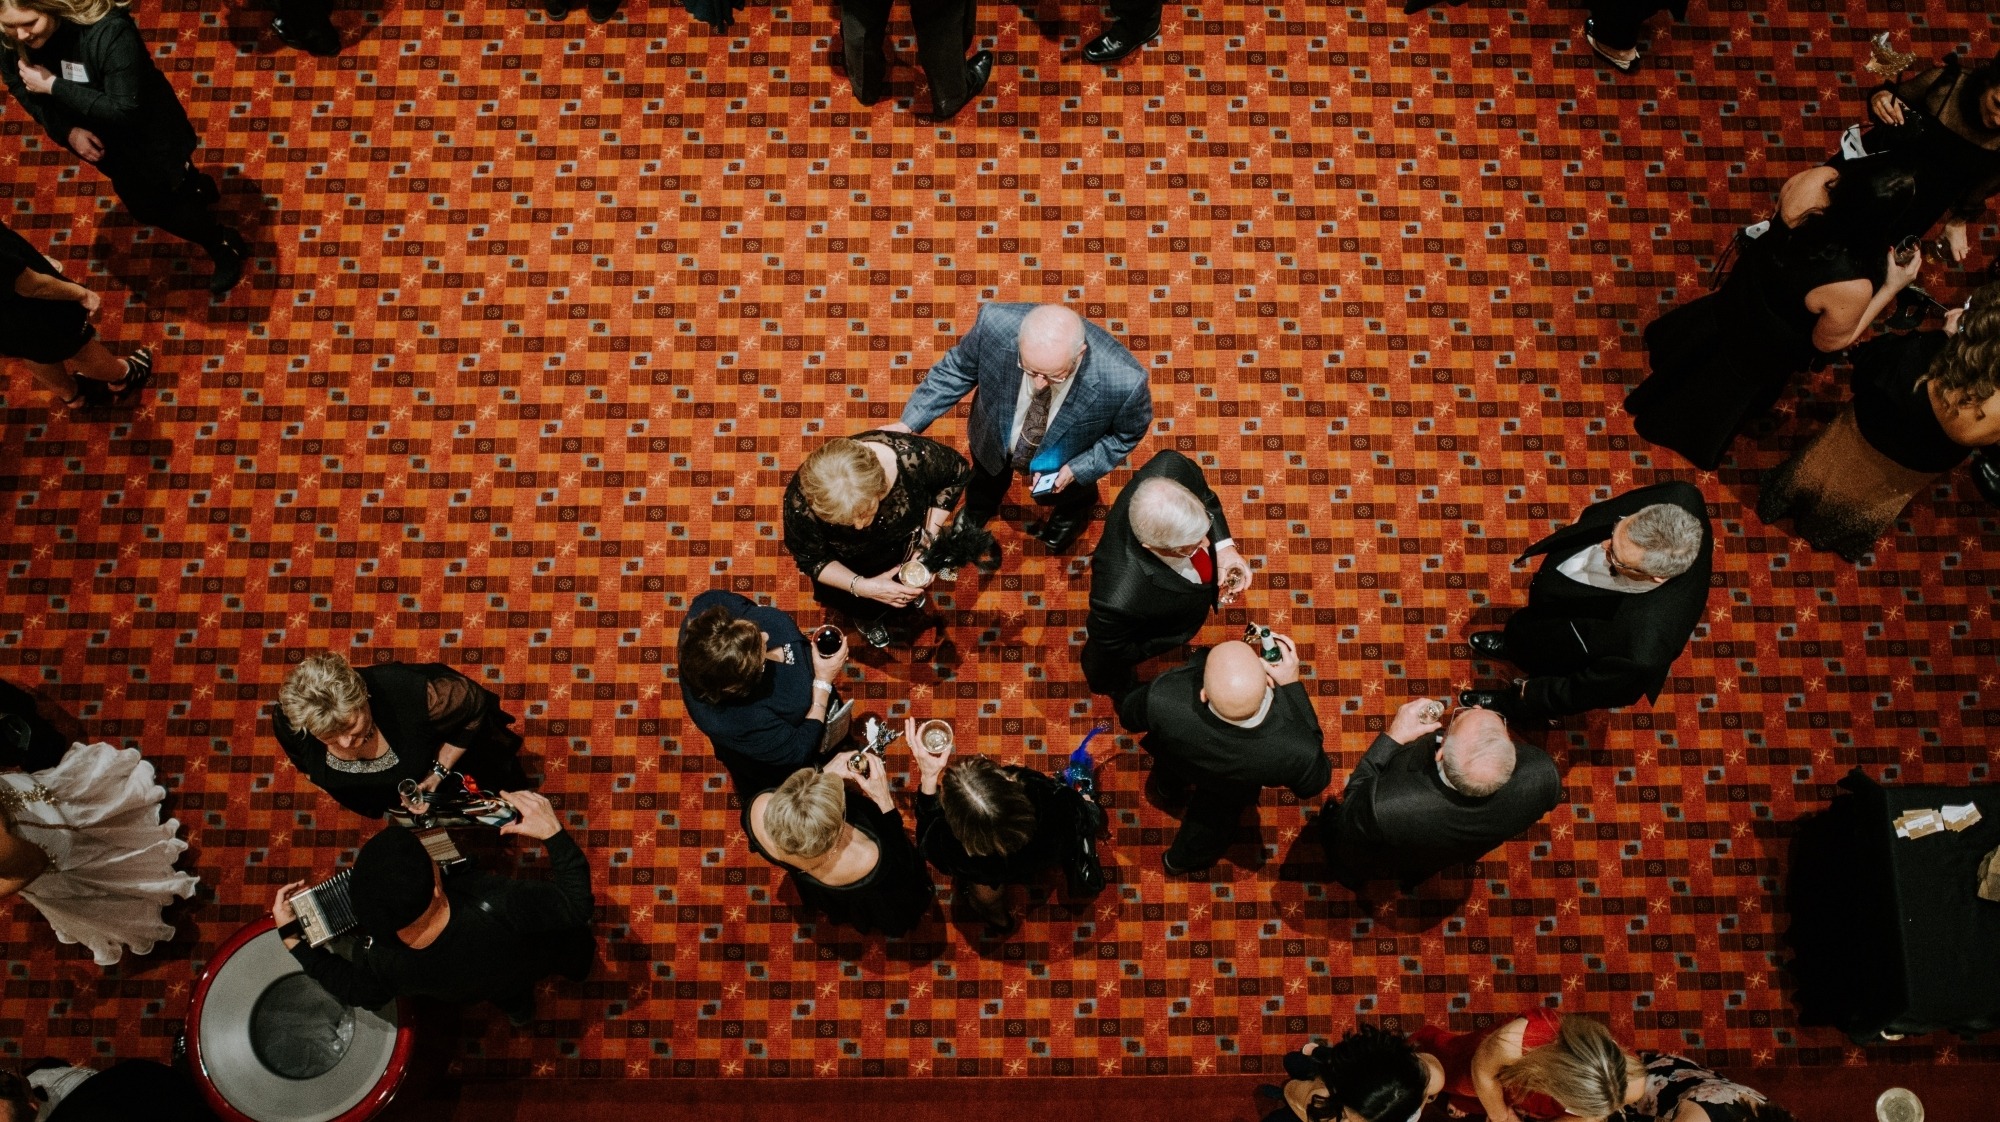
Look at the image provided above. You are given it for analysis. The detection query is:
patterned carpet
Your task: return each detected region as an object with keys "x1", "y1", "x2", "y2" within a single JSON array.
[{"x1": 2, "y1": 0, "x2": 1997, "y2": 1087}]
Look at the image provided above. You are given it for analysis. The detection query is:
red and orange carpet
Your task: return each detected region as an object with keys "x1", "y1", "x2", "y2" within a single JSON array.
[{"x1": 2, "y1": 0, "x2": 1995, "y2": 1101}]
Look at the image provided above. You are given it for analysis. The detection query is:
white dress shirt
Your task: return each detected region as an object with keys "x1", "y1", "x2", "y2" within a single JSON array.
[
  {"x1": 1212, "y1": 684, "x2": 1275, "y2": 728},
  {"x1": 1160, "y1": 538, "x2": 1237, "y2": 584},
  {"x1": 1558, "y1": 542, "x2": 1660, "y2": 594},
  {"x1": 1006, "y1": 369, "x2": 1080, "y2": 462}
]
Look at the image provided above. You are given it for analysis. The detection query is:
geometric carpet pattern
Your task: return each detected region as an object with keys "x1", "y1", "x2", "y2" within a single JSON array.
[{"x1": 2, "y1": 0, "x2": 1996, "y2": 1083}]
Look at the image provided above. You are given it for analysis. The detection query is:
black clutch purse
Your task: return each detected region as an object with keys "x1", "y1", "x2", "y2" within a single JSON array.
[{"x1": 1064, "y1": 792, "x2": 1108, "y2": 898}]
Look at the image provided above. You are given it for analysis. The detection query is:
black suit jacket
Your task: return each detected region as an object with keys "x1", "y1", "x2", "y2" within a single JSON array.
[
  {"x1": 1085, "y1": 450, "x2": 1234, "y2": 668},
  {"x1": 1326, "y1": 732, "x2": 1561, "y2": 883},
  {"x1": 1118, "y1": 650, "x2": 1331, "y2": 797},
  {"x1": 43, "y1": 1061, "x2": 218, "y2": 1122},
  {"x1": 1511, "y1": 480, "x2": 1713, "y2": 718}
]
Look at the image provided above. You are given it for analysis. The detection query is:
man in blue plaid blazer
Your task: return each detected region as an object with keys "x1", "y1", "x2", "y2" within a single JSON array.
[{"x1": 884, "y1": 303, "x2": 1153, "y2": 553}]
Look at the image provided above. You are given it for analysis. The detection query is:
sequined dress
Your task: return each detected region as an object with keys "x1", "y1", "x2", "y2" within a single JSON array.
[{"x1": 2, "y1": 742, "x2": 199, "y2": 966}]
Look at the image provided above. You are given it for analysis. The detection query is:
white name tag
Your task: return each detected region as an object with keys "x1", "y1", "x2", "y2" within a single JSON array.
[{"x1": 59, "y1": 61, "x2": 88, "y2": 84}]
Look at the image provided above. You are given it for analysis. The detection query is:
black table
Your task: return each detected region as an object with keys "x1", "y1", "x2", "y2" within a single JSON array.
[{"x1": 1786, "y1": 768, "x2": 2000, "y2": 1041}]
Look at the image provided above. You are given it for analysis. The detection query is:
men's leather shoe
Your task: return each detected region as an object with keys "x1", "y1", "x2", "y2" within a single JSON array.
[
  {"x1": 1468, "y1": 630, "x2": 1508, "y2": 658},
  {"x1": 1082, "y1": 20, "x2": 1157, "y2": 64},
  {"x1": 1402, "y1": 0, "x2": 1465, "y2": 12},
  {"x1": 1036, "y1": 511, "x2": 1088, "y2": 553},
  {"x1": 1162, "y1": 852, "x2": 1209, "y2": 877},
  {"x1": 586, "y1": 0, "x2": 621, "y2": 21},
  {"x1": 207, "y1": 230, "x2": 249, "y2": 296},
  {"x1": 544, "y1": 0, "x2": 572, "y2": 18},
  {"x1": 1971, "y1": 450, "x2": 2000, "y2": 507},
  {"x1": 1459, "y1": 689, "x2": 1508, "y2": 712},
  {"x1": 929, "y1": 50, "x2": 993, "y2": 122}
]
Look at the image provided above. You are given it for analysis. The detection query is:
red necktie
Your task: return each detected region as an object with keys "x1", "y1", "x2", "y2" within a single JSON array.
[{"x1": 1191, "y1": 547, "x2": 1213, "y2": 584}]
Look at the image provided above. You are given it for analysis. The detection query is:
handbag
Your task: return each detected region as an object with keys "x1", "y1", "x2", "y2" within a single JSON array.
[{"x1": 1060, "y1": 724, "x2": 1110, "y2": 897}]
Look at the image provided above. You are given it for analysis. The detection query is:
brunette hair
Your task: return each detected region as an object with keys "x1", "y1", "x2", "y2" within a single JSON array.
[
  {"x1": 1923, "y1": 281, "x2": 2000, "y2": 418},
  {"x1": 1314, "y1": 1024, "x2": 1429, "y2": 1122},
  {"x1": 937, "y1": 757, "x2": 1037, "y2": 858},
  {"x1": 679, "y1": 605, "x2": 766, "y2": 705}
]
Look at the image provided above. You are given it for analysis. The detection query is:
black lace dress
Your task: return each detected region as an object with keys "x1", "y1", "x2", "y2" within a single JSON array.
[
  {"x1": 1614, "y1": 1053, "x2": 1793, "y2": 1122},
  {"x1": 1630, "y1": 224, "x2": 1875, "y2": 471},
  {"x1": 1855, "y1": 61, "x2": 2000, "y2": 237},
  {"x1": 781, "y1": 430, "x2": 970, "y2": 618},
  {"x1": 743, "y1": 788, "x2": 935, "y2": 937},
  {"x1": 271, "y1": 662, "x2": 529, "y2": 818}
]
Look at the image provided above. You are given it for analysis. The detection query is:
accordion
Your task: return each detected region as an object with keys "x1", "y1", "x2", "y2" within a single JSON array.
[{"x1": 290, "y1": 830, "x2": 466, "y2": 947}]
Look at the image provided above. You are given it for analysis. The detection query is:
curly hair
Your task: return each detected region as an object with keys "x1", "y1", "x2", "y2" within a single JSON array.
[
  {"x1": 1315, "y1": 1024, "x2": 1429, "y2": 1122},
  {"x1": 679, "y1": 605, "x2": 767, "y2": 705},
  {"x1": 277, "y1": 652, "x2": 371, "y2": 740},
  {"x1": 1923, "y1": 281, "x2": 2000, "y2": 419}
]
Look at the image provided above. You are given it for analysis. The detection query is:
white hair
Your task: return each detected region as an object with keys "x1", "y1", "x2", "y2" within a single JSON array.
[
  {"x1": 1128, "y1": 478, "x2": 1209, "y2": 550},
  {"x1": 1625, "y1": 503, "x2": 1703, "y2": 579}
]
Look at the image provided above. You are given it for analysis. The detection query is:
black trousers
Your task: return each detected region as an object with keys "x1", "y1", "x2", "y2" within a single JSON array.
[
  {"x1": 841, "y1": 0, "x2": 975, "y2": 107},
  {"x1": 1585, "y1": 0, "x2": 1673, "y2": 50},
  {"x1": 1108, "y1": 0, "x2": 1161, "y2": 29},
  {"x1": 963, "y1": 456, "x2": 1097, "y2": 526},
  {"x1": 1148, "y1": 756, "x2": 1257, "y2": 870},
  {"x1": 275, "y1": 0, "x2": 333, "y2": 24},
  {"x1": 103, "y1": 158, "x2": 231, "y2": 255}
]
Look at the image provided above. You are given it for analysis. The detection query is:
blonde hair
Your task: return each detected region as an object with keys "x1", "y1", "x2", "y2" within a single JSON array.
[
  {"x1": 762, "y1": 768, "x2": 847, "y2": 859},
  {"x1": 0, "y1": 0, "x2": 126, "y2": 54},
  {"x1": 278, "y1": 653, "x2": 370, "y2": 739},
  {"x1": 1497, "y1": 1015, "x2": 1643, "y2": 1120},
  {"x1": 796, "y1": 437, "x2": 889, "y2": 526}
]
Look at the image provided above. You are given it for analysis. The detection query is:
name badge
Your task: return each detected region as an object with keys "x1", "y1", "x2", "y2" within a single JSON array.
[{"x1": 59, "y1": 61, "x2": 89, "y2": 84}]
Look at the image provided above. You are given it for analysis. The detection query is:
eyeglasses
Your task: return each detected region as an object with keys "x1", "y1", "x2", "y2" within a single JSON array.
[{"x1": 1019, "y1": 351, "x2": 1083, "y2": 384}]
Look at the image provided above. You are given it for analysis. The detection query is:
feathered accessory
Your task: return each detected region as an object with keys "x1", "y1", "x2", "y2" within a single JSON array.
[
  {"x1": 920, "y1": 520, "x2": 1001, "y2": 577},
  {"x1": 1864, "y1": 31, "x2": 1917, "y2": 80}
]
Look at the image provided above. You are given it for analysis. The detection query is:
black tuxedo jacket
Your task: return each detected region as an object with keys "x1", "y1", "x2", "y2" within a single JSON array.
[
  {"x1": 1086, "y1": 450, "x2": 1234, "y2": 667},
  {"x1": 1511, "y1": 480, "x2": 1713, "y2": 718},
  {"x1": 1117, "y1": 649, "x2": 1332, "y2": 797},
  {"x1": 43, "y1": 1061, "x2": 219, "y2": 1122},
  {"x1": 1326, "y1": 732, "x2": 1561, "y2": 883}
]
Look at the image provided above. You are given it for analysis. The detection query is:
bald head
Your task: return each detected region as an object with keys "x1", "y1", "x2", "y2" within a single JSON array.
[
  {"x1": 1201, "y1": 641, "x2": 1271, "y2": 721},
  {"x1": 1018, "y1": 305, "x2": 1086, "y2": 373},
  {"x1": 1438, "y1": 709, "x2": 1517, "y2": 797}
]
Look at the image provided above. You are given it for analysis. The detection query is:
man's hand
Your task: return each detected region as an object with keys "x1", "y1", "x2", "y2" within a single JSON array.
[
  {"x1": 1870, "y1": 89, "x2": 1908, "y2": 126},
  {"x1": 1035, "y1": 465, "x2": 1076, "y2": 494},
  {"x1": 271, "y1": 879, "x2": 308, "y2": 927},
  {"x1": 860, "y1": 570, "x2": 925, "y2": 607},
  {"x1": 1264, "y1": 632, "x2": 1301, "y2": 686},
  {"x1": 17, "y1": 61, "x2": 54, "y2": 96},
  {"x1": 1215, "y1": 544, "x2": 1252, "y2": 603},
  {"x1": 1945, "y1": 218, "x2": 1971, "y2": 263},
  {"x1": 878, "y1": 421, "x2": 913, "y2": 434},
  {"x1": 905, "y1": 716, "x2": 952, "y2": 793},
  {"x1": 1386, "y1": 697, "x2": 1445, "y2": 744},
  {"x1": 78, "y1": 289, "x2": 100, "y2": 321},
  {"x1": 66, "y1": 128, "x2": 103, "y2": 163},
  {"x1": 809, "y1": 628, "x2": 848, "y2": 681},
  {"x1": 498, "y1": 790, "x2": 563, "y2": 841}
]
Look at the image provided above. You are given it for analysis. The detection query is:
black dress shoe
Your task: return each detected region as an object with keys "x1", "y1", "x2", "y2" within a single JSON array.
[
  {"x1": 1459, "y1": 689, "x2": 1508, "y2": 712},
  {"x1": 586, "y1": 0, "x2": 621, "y2": 20},
  {"x1": 1972, "y1": 450, "x2": 2000, "y2": 507},
  {"x1": 1082, "y1": 20, "x2": 1157, "y2": 64},
  {"x1": 1036, "y1": 510, "x2": 1088, "y2": 553},
  {"x1": 273, "y1": 16, "x2": 341, "y2": 56},
  {"x1": 544, "y1": 0, "x2": 572, "y2": 18},
  {"x1": 1468, "y1": 630, "x2": 1508, "y2": 658},
  {"x1": 206, "y1": 229, "x2": 249, "y2": 296},
  {"x1": 1402, "y1": 0, "x2": 1465, "y2": 12},
  {"x1": 928, "y1": 50, "x2": 993, "y2": 121}
]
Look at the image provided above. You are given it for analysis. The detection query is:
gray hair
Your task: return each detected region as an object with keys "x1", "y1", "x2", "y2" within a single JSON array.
[
  {"x1": 1624, "y1": 503, "x2": 1703, "y2": 579},
  {"x1": 1128, "y1": 478, "x2": 1210, "y2": 550},
  {"x1": 1441, "y1": 720, "x2": 1517, "y2": 798}
]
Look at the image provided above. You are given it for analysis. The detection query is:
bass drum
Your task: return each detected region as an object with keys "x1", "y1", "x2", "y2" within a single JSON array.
[{"x1": 186, "y1": 918, "x2": 414, "y2": 1122}]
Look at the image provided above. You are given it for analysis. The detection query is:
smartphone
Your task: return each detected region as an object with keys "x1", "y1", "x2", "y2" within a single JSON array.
[{"x1": 1031, "y1": 472, "x2": 1058, "y2": 496}]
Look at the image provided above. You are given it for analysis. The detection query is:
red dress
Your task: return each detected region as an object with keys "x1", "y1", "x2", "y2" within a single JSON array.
[{"x1": 1412, "y1": 1008, "x2": 1566, "y2": 1121}]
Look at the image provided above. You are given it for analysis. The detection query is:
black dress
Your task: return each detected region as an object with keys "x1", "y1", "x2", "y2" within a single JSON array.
[
  {"x1": 781, "y1": 430, "x2": 971, "y2": 618},
  {"x1": 677, "y1": 589, "x2": 830, "y2": 795},
  {"x1": 1629, "y1": 223, "x2": 1873, "y2": 470},
  {"x1": 1614, "y1": 1053, "x2": 1792, "y2": 1122},
  {"x1": 1851, "y1": 330, "x2": 1965, "y2": 473},
  {"x1": 1855, "y1": 62, "x2": 2000, "y2": 237},
  {"x1": 914, "y1": 767, "x2": 1089, "y2": 888},
  {"x1": 743, "y1": 788, "x2": 934, "y2": 937},
  {"x1": 270, "y1": 662, "x2": 528, "y2": 818},
  {"x1": 0, "y1": 219, "x2": 93, "y2": 364}
]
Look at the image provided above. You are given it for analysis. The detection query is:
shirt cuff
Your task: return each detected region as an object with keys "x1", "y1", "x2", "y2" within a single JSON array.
[{"x1": 1213, "y1": 537, "x2": 1235, "y2": 552}]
